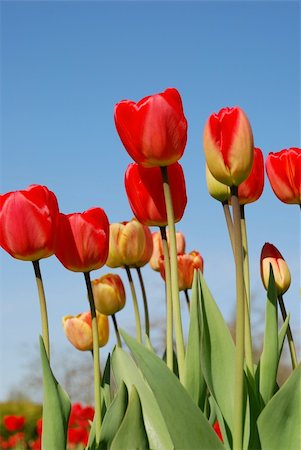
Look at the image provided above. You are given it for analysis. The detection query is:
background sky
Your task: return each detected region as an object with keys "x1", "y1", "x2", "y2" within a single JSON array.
[{"x1": 1, "y1": 1, "x2": 300, "y2": 402}]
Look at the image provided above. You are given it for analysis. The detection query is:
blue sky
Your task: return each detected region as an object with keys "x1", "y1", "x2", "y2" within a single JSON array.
[{"x1": 1, "y1": 1, "x2": 300, "y2": 401}]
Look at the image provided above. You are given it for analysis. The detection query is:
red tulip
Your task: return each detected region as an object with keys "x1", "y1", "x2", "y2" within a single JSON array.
[
  {"x1": 266, "y1": 147, "x2": 301, "y2": 204},
  {"x1": 125, "y1": 162, "x2": 187, "y2": 226},
  {"x1": 55, "y1": 208, "x2": 109, "y2": 272},
  {"x1": 159, "y1": 250, "x2": 204, "y2": 291},
  {"x1": 203, "y1": 106, "x2": 254, "y2": 186},
  {"x1": 0, "y1": 184, "x2": 59, "y2": 261},
  {"x1": 238, "y1": 147, "x2": 264, "y2": 205},
  {"x1": 114, "y1": 88, "x2": 187, "y2": 167},
  {"x1": 260, "y1": 242, "x2": 291, "y2": 295},
  {"x1": 3, "y1": 415, "x2": 25, "y2": 432}
]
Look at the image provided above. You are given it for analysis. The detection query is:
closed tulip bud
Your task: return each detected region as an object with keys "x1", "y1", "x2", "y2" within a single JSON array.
[
  {"x1": 149, "y1": 230, "x2": 186, "y2": 271},
  {"x1": 62, "y1": 311, "x2": 109, "y2": 351},
  {"x1": 205, "y1": 165, "x2": 231, "y2": 202},
  {"x1": 266, "y1": 147, "x2": 301, "y2": 204},
  {"x1": 238, "y1": 147, "x2": 264, "y2": 205},
  {"x1": 125, "y1": 162, "x2": 187, "y2": 226},
  {"x1": 203, "y1": 106, "x2": 254, "y2": 186},
  {"x1": 55, "y1": 208, "x2": 109, "y2": 272},
  {"x1": 260, "y1": 243, "x2": 291, "y2": 295},
  {"x1": 0, "y1": 184, "x2": 59, "y2": 261},
  {"x1": 106, "y1": 218, "x2": 153, "y2": 268},
  {"x1": 92, "y1": 273, "x2": 126, "y2": 315},
  {"x1": 159, "y1": 250, "x2": 204, "y2": 291},
  {"x1": 115, "y1": 88, "x2": 188, "y2": 167}
]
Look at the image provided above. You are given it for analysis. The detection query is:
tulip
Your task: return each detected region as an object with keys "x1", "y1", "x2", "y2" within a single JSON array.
[
  {"x1": 0, "y1": 184, "x2": 59, "y2": 261},
  {"x1": 55, "y1": 208, "x2": 109, "y2": 272},
  {"x1": 159, "y1": 250, "x2": 204, "y2": 291},
  {"x1": 266, "y1": 147, "x2": 301, "y2": 204},
  {"x1": 62, "y1": 311, "x2": 109, "y2": 351},
  {"x1": 149, "y1": 230, "x2": 186, "y2": 271},
  {"x1": 238, "y1": 147, "x2": 264, "y2": 205},
  {"x1": 92, "y1": 273, "x2": 126, "y2": 315},
  {"x1": 125, "y1": 162, "x2": 187, "y2": 226},
  {"x1": 205, "y1": 164, "x2": 231, "y2": 202},
  {"x1": 114, "y1": 88, "x2": 187, "y2": 167},
  {"x1": 260, "y1": 243, "x2": 291, "y2": 294},
  {"x1": 106, "y1": 218, "x2": 153, "y2": 268},
  {"x1": 3, "y1": 416, "x2": 25, "y2": 432},
  {"x1": 203, "y1": 106, "x2": 254, "y2": 186}
]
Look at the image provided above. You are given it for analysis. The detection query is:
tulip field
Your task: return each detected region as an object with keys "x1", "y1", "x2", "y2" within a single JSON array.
[{"x1": 0, "y1": 88, "x2": 300, "y2": 450}]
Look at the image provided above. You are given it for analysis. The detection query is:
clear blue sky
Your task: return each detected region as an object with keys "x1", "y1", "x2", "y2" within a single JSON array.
[{"x1": 1, "y1": 1, "x2": 300, "y2": 401}]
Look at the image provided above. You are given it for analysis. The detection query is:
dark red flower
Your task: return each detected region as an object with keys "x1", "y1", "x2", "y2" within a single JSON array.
[
  {"x1": 68, "y1": 427, "x2": 89, "y2": 445},
  {"x1": 3, "y1": 415, "x2": 25, "y2": 432}
]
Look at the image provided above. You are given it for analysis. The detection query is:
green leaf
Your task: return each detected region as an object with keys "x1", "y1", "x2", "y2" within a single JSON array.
[
  {"x1": 98, "y1": 381, "x2": 128, "y2": 450},
  {"x1": 110, "y1": 385, "x2": 149, "y2": 450},
  {"x1": 257, "y1": 363, "x2": 301, "y2": 450},
  {"x1": 184, "y1": 270, "x2": 206, "y2": 409},
  {"x1": 198, "y1": 271, "x2": 235, "y2": 432},
  {"x1": 278, "y1": 313, "x2": 290, "y2": 357},
  {"x1": 39, "y1": 336, "x2": 71, "y2": 450},
  {"x1": 121, "y1": 330, "x2": 225, "y2": 450},
  {"x1": 259, "y1": 266, "x2": 279, "y2": 405},
  {"x1": 112, "y1": 347, "x2": 173, "y2": 450}
]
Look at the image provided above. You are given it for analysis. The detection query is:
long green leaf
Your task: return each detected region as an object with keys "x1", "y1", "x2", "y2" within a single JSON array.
[
  {"x1": 257, "y1": 363, "x2": 301, "y2": 450},
  {"x1": 39, "y1": 336, "x2": 71, "y2": 450},
  {"x1": 121, "y1": 330, "x2": 225, "y2": 450},
  {"x1": 198, "y1": 271, "x2": 235, "y2": 432},
  {"x1": 111, "y1": 347, "x2": 173, "y2": 450},
  {"x1": 110, "y1": 385, "x2": 149, "y2": 450},
  {"x1": 259, "y1": 266, "x2": 279, "y2": 405}
]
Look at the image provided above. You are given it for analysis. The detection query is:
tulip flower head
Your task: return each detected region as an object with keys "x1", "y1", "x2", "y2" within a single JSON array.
[
  {"x1": 203, "y1": 106, "x2": 254, "y2": 186},
  {"x1": 55, "y1": 208, "x2": 109, "y2": 272},
  {"x1": 159, "y1": 250, "x2": 204, "y2": 291},
  {"x1": 149, "y1": 230, "x2": 186, "y2": 271},
  {"x1": 125, "y1": 162, "x2": 187, "y2": 226},
  {"x1": 260, "y1": 243, "x2": 291, "y2": 295},
  {"x1": 92, "y1": 273, "x2": 126, "y2": 315},
  {"x1": 266, "y1": 147, "x2": 301, "y2": 204},
  {"x1": 238, "y1": 147, "x2": 264, "y2": 205},
  {"x1": 115, "y1": 88, "x2": 188, "y2": 167},
  {"x1": 106, "y1": 218, "x2": 153, "y2": 268},
  {"x1": 62, "y1": 311, "x2": 109, "y2": 351},
  {"x1": 3, "y1": 415, "x2": 25, "y2": 432},
  {"x1": 0, "y1": 184, "x2": 59, "y2": 261}
]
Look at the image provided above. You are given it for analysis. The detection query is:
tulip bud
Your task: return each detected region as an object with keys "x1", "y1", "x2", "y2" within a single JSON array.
[
  {"x1": 115, "y1": 88, "x2": 188, "y2": 167},
  {"x1": 106, "y1": 218, "x2": 153, "y2": 268},
  {"x1": 149, "y1": 230, "x2": 186, "y2": 271},
  {"x1": 62, "y1": 311, "x2": 109, "y2": 351},
  {"x1": 260, "y1": 243, "x2": 291, "y2": 295},
  {"x1": 266, "y1": 147, "x2": 301, "y2": 204},
  {"x1": 159, "y1": 250, "x2": 204, "y2": 291},
  {"x1": 125, "y1": 162, "x2": 187, "y2": 226},
  {"x1": 0, "y1": 184, "x2": 59, "y2": 261},
  {"x1": 203, "y1": 106, "x2": 254, "y2": 186},
  {"x1": 92, "y1": 273, "x2": 126, "y2": 315},
  {"x1": 205, "y1": 165, "x2": 231, "y2": 202}
]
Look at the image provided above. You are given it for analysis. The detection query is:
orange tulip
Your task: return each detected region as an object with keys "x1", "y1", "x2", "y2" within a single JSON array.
[
  {"x1": 149, "y1": 230, "x2": 186, "y2": 271},
  {"x1": 159, "y1": 250, "x2": 204, "y2": 291},
  {"x1": 92, "y1": 273, "x2": 126, "y2": 315}
]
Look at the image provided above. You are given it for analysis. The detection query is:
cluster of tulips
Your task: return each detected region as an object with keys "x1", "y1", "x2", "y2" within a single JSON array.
[{"x1": 0, "y1": 87, "x2": 300, "y2": 450}]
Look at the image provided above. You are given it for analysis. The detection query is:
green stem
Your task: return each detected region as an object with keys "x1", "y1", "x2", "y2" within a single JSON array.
[
  {"x1": 161, "y1": 166, "x2": 185, "y2": 383},
  {"x1": 222, "y1": 201, "x2": 235, "y2": 253},
  {"x1": 278, "y1": 294, "x2": 298, "y2": 369},
  {"x1": 111, "y1": 314, "x2": 122, "y2": 348},
  {"x1": 84, "y1": 271, "x2": 102, "y2": 444},
  {"x1": 231, "y1": 186, "x2": 245, "y2": 450},
  {"x1": 125, "y1": 266, "x2": 142, "y2": 343},
  {"x1": 240, "y1": 206, "x2": 254, "y2": 378},
  {"x1": 32, "y1": 260, "x2": 50, "y2": 360},
  {"x1": 160, "y1": 225, "x2": 173, "y2": 372},
  {"x1": 136, "y1": 267, "x2": 150, "y2": 338},
  {"x1": 184, "y1": 289, "x2": 190, "y2": 312}
]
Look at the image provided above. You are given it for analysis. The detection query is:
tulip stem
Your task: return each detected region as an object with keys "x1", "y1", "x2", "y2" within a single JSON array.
[
  {"x1": 160, "y1": 226, "x2": 174, "y2": 373},
  {"x1": 222, "y1": 201, "x2": 235, "y2": 253},
  {"x1": 136, "y1": 267, "x2": 150, "y2": 338},
  {"x1": 278, "y1": 294, "x2": 298, "y2": 369},
  {"x1": 184, "y1": 289, "x2": 190, "y2": 311},
  {"x1": 125, "y1": 266, "x2": 142, "y2": 344},
  {"x1": 161, "y1": 166, "x2": 185, "y2": 383},
  {"x1": 231, "y1": 186, "x2": 245, "y2": 450},
  {"x1": 112, "y1": 314, "x2": 122, "y2": 348},
  {"x1": 32, "y1": 260, "x2": 50, "y2": 360},
  {"x1": 84, "y1": 271, "x2": 102, "y2": 444},
  {"x1": 240, "y1": 206, "x2": 254, "y2": 378}
]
